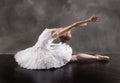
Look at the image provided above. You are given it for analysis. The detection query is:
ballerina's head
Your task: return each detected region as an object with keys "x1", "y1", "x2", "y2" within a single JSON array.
[{"x1": 59, "y1": 30, "x2": 72, "y2": 43}]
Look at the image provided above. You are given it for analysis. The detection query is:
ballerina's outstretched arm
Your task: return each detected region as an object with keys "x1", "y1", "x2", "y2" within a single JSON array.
[{"x1": 52, "y1": 16, "x2": 100, "y2": 39}]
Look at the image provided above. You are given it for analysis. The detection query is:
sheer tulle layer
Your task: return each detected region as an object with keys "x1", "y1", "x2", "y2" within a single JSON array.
[{"x1": 15, "y1": 28, "x2": 72, "y2": 69}]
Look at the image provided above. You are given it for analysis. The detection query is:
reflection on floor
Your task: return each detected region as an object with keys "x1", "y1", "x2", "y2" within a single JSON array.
[{"x1": 0, "y1": 54, "x2": 120, "y2": 83}]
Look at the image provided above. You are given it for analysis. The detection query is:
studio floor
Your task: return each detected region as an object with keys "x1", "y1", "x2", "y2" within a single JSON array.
[{"x1": 0, "y1": 54, "x2": 120, "y2": 83}]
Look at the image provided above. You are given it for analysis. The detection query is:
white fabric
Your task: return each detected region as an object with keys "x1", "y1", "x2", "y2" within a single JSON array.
[{"x1": 15, "y1": 28, "x2": 72, "y2": 69}]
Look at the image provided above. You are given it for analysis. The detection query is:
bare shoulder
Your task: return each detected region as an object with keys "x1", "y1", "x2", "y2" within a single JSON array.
[{"x1": 50, "y1": 27, "x2": 63, "y2": 38}]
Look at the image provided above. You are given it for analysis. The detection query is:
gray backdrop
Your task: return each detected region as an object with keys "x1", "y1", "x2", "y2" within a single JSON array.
[{"x1": 0, "y1": 0, "x2": 120, "y2": 54}]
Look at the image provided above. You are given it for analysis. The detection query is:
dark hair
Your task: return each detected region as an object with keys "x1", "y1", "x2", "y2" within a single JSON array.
[{"x1": 59, "y1": 36, "x2": 70, "y2": 43}]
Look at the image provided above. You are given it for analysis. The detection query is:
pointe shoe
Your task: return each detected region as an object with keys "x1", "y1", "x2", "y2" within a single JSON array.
[{"x1": 95, "y1": 54, "x2": 110, "y2": 61}]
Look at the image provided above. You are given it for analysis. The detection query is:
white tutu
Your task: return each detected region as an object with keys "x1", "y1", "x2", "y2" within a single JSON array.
[{"x1": 15, "y1": 28, "x2": 72, "y2": 69}]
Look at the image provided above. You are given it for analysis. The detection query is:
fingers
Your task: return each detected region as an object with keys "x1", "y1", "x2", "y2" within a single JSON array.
[{"x1": 89, "y1": 16, "x2": 101, "y2": 22}]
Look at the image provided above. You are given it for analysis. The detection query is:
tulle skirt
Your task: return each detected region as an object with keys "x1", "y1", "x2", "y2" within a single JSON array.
[{"x1": 15, "y1": 42, "x2": 72, "y2": 69}]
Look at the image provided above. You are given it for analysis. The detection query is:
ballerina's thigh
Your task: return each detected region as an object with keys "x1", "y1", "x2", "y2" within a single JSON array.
[{"x1": 15, "y1": 28, "x2": 72, "y2": 69}]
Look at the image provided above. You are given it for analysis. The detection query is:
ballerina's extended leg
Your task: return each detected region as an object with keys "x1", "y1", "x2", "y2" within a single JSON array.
[{"x1": 70, "y1": 53, "x2": 110, "y2": 62}]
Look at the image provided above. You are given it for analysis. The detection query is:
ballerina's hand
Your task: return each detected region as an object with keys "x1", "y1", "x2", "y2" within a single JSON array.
[{"x1": 88, "y1": 16, "x2": 100, "y2": 22}]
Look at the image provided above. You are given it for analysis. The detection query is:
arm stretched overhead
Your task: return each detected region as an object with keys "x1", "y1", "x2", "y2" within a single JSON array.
[{"x1": 52, "y1": 16, "x2": 100, "y2": 39}]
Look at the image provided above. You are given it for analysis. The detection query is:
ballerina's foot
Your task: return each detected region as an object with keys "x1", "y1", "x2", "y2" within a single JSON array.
[{"x1": 95, "y1": 54, "x2": 110, "y2": 61}]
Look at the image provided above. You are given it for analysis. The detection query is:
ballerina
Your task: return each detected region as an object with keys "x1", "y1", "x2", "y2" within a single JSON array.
[{"x1": 15, "y1": 16, "x2": 110, "y2": 70}]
